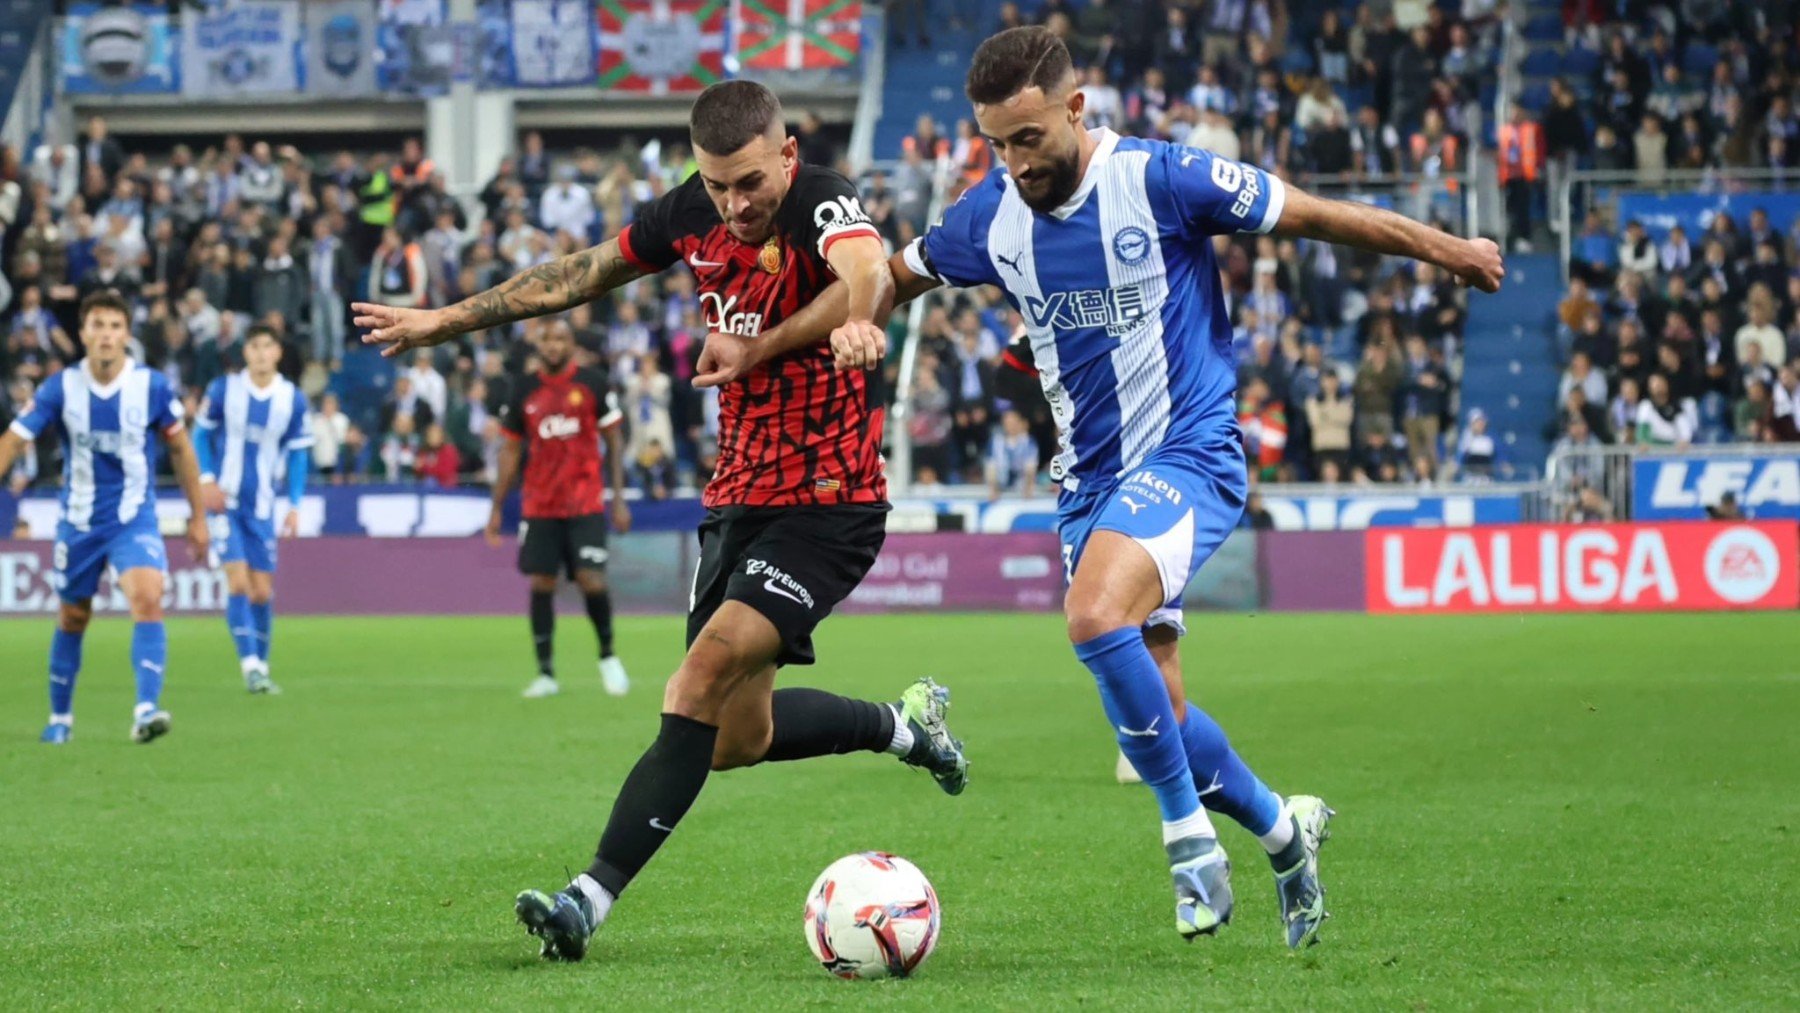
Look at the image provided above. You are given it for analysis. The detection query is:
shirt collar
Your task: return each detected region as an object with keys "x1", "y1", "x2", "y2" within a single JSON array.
[{"x1": 1040, "y1": 128, "x2": 1119, "y2": 222}]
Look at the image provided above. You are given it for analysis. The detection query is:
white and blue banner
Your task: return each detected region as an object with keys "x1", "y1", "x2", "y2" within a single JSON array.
[
  {"x1": 181, "y1": 0, "x2": 301, "y2": 98},
  {"x1": 514, "y1": 0, "x2": 597, "y2": 86},
  {"x1": 1634, "y1": 453, "x2": 1800, "y2": 520},
  {"x1": 61, "y1": 3, "x2": 179, "y2": 95},
  {"x1": 1613, "y1": 191, "x2": 1800, "y2": 241},
  {"x1": 377, "y1": 0, "x2": 454, "y2": 95},
  {"x1": 305, "y1": 0, "x2": 379, "y2": 97}
]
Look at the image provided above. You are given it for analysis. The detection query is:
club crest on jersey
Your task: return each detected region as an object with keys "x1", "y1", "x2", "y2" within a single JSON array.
[
  {"x1": 1113, "y1": 226, "x2": 1151, "y2": 265},
  {"x1": 1023, "y1": 282, "x2": 1152, "y2": 335},
  {"x1": 760, "y1": 237, "x2": 782, "y2": 274},
  {"x1": 568, "y1": 389, "x2": 584, "y2": 406}
]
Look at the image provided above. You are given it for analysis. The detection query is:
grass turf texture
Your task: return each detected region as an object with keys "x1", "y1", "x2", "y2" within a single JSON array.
[{"x1": 1, "y1": 612, "x2": 1795, "y2": 1010}]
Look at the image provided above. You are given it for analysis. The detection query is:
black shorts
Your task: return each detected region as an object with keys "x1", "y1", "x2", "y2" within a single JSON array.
[
  {"x1": 518, "y1": 513, "x2": 610, "y2": 579},
  {"x1": 687, "y1": 504, "x2": 888, "y2": 667}
]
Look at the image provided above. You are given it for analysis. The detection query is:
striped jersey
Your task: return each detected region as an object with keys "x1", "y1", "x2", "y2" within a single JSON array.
[
  {"x1": 904, "y1": 128, "x2": 1285, "y2": 491},
  {"x1": 8, "y1": 360, "x2": 185, "y2": 531},
  {"x1": 196, "y1": 373, "x2": 313, "y2": 521}
]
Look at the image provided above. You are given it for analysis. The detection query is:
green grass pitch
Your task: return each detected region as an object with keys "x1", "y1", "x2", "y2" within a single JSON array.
[{"x1": 1, "y1": 611, "x2": 1796, "y2": 1009}]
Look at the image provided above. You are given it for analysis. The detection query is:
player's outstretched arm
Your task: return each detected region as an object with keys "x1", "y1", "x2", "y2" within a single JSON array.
[
  {"x1": 694, "y1": 250, "x2": 942, "y2": 388},
  {"x1": 1272, "y1": 185, "x2": 1504, "y2": 294},
  {"x1": 356, "y1": 238, "x2": 650, "y2": 358},
  {"x1": 603, "y1": 424, "x2": 631, "y2": 534}
]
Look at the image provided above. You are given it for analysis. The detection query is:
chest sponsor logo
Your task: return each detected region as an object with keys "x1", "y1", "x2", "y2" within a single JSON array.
[
  {"x1": 701, "y1": 291, "x2": 764, "y2": 337},
  {"x1": 537, "y1": 414, "x2": 581, "y2": 440},
  {"x1": 1022, "y1": 282, "x2": 1152, "y2": 335}
]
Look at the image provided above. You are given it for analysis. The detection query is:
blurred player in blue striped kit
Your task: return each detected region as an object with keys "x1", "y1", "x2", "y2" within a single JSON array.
[
  {"x1": 193, "y1": 325, "x2": 312, "y2": 695},
  {"x1": 0, "y1": 291, "x2": 210, "y2": 744},
  {"x1": 724, "y1": 28, "x2": 1504, "y2": 948}
]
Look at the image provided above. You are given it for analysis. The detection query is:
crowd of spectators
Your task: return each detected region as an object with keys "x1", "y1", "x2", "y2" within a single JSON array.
[
  {"x1": 0, "y1": 115, "x2": 761, "y2": 498},
  {"x1": 10, "y1": 1, "x2": 1796, "y2": 507},
  {"x1": 1537, "y1": 5, "x2": 1800, "y2": 510},
  {"x1": 903, "y1": 0, "x2": 1499, "y2": 492}
]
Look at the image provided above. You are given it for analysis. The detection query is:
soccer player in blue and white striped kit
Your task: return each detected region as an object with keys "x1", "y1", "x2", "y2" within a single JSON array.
[
  {"x1": 711, "y1": 28, "x2": 1505, "y2": 947},
  {"x1": 193, "y1": 325, "x2": 312, "y2": 695},
  {"x1": 0, "y1": 291, "x2": 211, "y2": 744}
]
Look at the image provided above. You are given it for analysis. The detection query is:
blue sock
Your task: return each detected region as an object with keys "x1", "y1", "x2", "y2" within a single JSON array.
[
  {"x1": 48, "y1": 628, "x2": 83, "y2": 718},
  {"x1": 249, "y1": 599, "x2": 273, "y2": 663},
  {"x1": 132, "y1": 622, "x2": 167, "y2": 711},
  {"x1": 1074, "y1": 627, "x2": 1199, "y2": 823},
  {"x1": 1180, "y1": 702, "x2": 1282, "y2": 836},
  {"x1": 226, "y1": 594, "x2": 258, "y2": 662}
]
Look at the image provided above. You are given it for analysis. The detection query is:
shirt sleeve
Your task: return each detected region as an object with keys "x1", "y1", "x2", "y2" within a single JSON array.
[
  {"x1": 616, "y1": 182, "x2": 688, "y2": 273},
  {"x1": 599, "y1": 390, "x2": 623, "y2": 431},
  {"x1": 1163, "y1": 144, "x2": 1286, "y2": 238},
  {"x1": 7, "y1": 373, "x2": 64, "y2": 440},
  {"x1": 788, "y1": 168, "x2": 881, "y2": 263},
  {"x1": 284, "y1": 390, "x2": 315, "y2": 450},
  {"x1": 150, "y1": 372, "x2": 184, "y2": 435},
  {"x1": 903, "y1": 184, "x2": 999, "y2": 290}
]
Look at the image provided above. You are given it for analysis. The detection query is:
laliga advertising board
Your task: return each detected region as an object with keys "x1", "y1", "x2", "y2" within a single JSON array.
[{"x1": 1365, "y1": 522, "x2": 1800, "y2": 614}]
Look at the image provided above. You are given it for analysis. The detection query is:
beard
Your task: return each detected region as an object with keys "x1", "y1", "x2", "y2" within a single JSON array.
[{"x1": 1016, "y1": 152, "x2": 1082, "y2": 214}]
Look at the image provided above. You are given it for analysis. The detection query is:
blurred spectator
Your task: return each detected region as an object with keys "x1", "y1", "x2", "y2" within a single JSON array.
[
  {"x1": 987, "y1": 408, "x2": 1039, "y2": 498},
  {"x1": 1497, "y1": 105, "x2": 1544, "y2": 250},
  {"x1": 1559, "y1": 351, "x2": 1608, "y2": 406},
  {"x1": 1455, "y1": 409, "x2": 1499, "y2": 482},
  {"x1": 310, "y1": 391, "x2": 351, "y2": 483},
  {"x1": 624, "y1": 353, "x2": 674, "y2": 495},
  {"x1": 1735, "y1": 299, "x2": 1785, "y2": 369},
  {"x1": 1635, "y1": 373, "x2": 1696, "y2": 446},
  {"x1": 1400, "y1": 335, "x2": 1448, "y2": 469},
  {"x1": 407, "y1": 349, "x2": 448, "y2": 422},
  {"x1": 1238, "y1": 377, "x2": 1286, "y2": 482},
  {"x1": 253, "y1": 234, "x2": 307, "y2": 329},
  {"x1": 78, "y1": 116, "x2": 124, "y2": 188},
  {"x1": 1306, "y1": 369, "x2": 1354, "y2": 477},
  {"x1": 306, "y1": 215, "x2": 353, "y2": 368},
  {"x1": 370, "y1": 226, "x2": 428, "y2": 309},
  {"x1": 415, "y1": 422, "x2": 461, "y2": 487},
  {"x1": 540, "y1": 165, "x2": 596, "y2": 240}
]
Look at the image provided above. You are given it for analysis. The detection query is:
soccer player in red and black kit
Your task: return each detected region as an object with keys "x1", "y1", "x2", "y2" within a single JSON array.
[
  {"x1": 488, "y1": 319, "x2": 633, "y2": 700},
  {"x1": 353, "y1": 81, "x2": 969, "y2": 962}
]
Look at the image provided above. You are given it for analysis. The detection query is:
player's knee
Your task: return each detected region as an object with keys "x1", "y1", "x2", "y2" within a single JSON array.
[
  {"x1": 57, "y1": 603, "x2": 92, "y2": 634},
  {"x1": 666, "y1": 640, "x2": 755, "y2": 719},
  {"x1": 1064, "y1": 594, "x2": 1134, "y2": 646},
  {"x1": 129, "y1": 593, "x2": 164, "y2": 622},
  {"x1": 528, "y1": 575, "x2": 559, "y2": 594},
  {"x1": 575, "y1": 573, "x2": 608, "y2": 596}
]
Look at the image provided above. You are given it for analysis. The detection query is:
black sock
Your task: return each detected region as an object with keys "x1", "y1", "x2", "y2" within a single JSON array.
[
  {"x1": 585, "y1": 591, "x2": 615, "y2": 657},
  {"x1": 761, "y1": 688, "x2": 897, "y2": 763},
  {"x1": 587, "y1": 713, "x2": 719, "y2": 897},
  {"x1": 530, "y1": 590, "x2": 554, "y2": 678}
]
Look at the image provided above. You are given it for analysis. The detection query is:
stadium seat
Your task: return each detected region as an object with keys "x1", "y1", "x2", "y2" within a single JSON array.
[
  {"x1": 1682, "y1": 44, "x2": 1717, "y2": 78},
  {"x1": 1521, "y1": 48, "x2": 1562, "y2": 77},
  {"x1": 1524, "y1": 14, "x2": 1564, "y2": 42},
  {"x1": 1562, "y1": 45, "x2": 1600, "y2": 77}
]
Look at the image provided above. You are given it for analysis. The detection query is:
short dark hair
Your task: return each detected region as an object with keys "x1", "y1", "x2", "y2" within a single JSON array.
[
  {"x1": 77, "y1": 289, "x2": 131, "y2": 329},
  {"x1": 245, "y1": 324, "x2": 279, "y2": 345},
  {"x1": 689, "y1": 81, "x2": 783, "y2": 156},
  {"x1": 966, "y1": 27, "x2": 1073, "y2": 105}
]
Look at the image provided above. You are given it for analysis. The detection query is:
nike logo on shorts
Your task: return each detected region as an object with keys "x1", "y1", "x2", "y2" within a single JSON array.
[{"x1": 763, "y1": 577, "x2": 804, "y2": 605}]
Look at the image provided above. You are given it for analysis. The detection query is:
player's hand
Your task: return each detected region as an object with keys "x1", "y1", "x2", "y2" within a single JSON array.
[
  {"x1": 694, "y1": 331, "x2": 760, "y2": 388},
  {"x1": 354, "y1": 303, "x2": 451, "y2": 359},
  {"x1": 186, "y1": 513, "x2": 210, "y2": 561},
  {"x1": 611, "y1": 498, "x2": 633, "y2": 535},
  {"x1": 484, "y1": 510, "x2": 503, "y2": 548},
  {"x1": 200, "y1": 480, "x2": 226, "y2": 514},
  {"x1": 830, "y1": 320, "x2": 887, "y2": 372},
  {"x1": 1452, "y1": 238, "x2": 1505, "y2": 294},
  {"x1": 280, "y1": 509, "x2": 299, "y2": 539}
]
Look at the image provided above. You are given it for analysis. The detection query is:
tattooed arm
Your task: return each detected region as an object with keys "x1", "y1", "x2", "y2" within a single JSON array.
[{"x1": 354, "y1": 238, "x2": 648, "y2": 358}]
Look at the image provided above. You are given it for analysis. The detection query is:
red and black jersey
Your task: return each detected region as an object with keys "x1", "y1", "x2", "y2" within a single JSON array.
[
  {"x1": 617, "y1": 163, "x2": 887, "y2": 509},
  {"x1": 498, "y1": 363, "x2": 624, "y2": 519}
]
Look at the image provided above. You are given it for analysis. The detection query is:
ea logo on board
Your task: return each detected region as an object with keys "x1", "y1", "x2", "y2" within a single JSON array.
[
  {"x1": 1113, "y1": 226, "x2": 1151, "y2": 266},
  {"x1": 1703, "y1": 527, "x2": 1780, "y2": 603},
  {"x1": 80, "y1": 7, "x2": 150, "y2": 86}
]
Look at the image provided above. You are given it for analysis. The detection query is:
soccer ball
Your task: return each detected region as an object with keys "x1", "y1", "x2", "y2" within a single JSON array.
[{"x1": 802, "y1": 852, "x2": 941, "y2": 979}]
